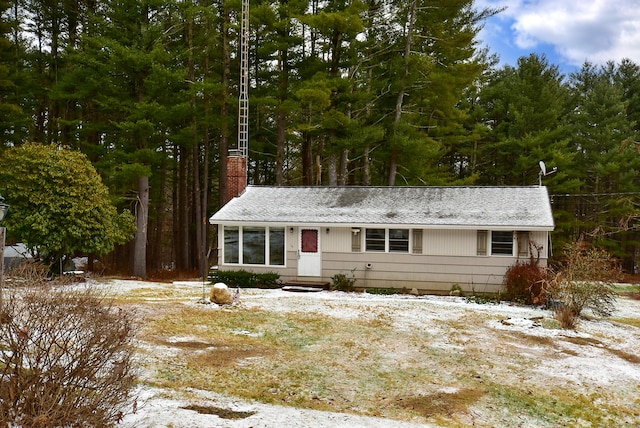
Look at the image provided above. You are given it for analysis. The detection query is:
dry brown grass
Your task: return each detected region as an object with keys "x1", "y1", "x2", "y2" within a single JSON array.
[
  {"x1": 122, "y1": 289, "x2": 640, "y2": 427},
  {"x1": 396, "y1": 388, "x2": 486, "y2": 419},
  {"x1": 562, "y1": 336, "x2": 640, "y2": 364},
  {"x1": 135, "y1": 304, "x2": 485, "y2": 422}
]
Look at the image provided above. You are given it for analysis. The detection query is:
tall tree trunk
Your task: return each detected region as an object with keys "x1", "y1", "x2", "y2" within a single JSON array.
[
  {"x1": 187, "y1": 6, "x2": 204, "y2": 275},
  {"x1": 362, "y1": 145, "x2": 371, "y2": 185},
  {"x1": 219, "y1": 1, "x2": 231, "y2": 205},
  {"x1": 172, "y1": 151, "x2": 179, "y2": 269},
  {"x1": 389, "y1": 0, "x2": 417, "y2": 186},
  {"x1": 133, "y1": 176, "x2": 149, "y2": 278},
  {"x1": 338, "y1": 148, "x2": 348, "y2": 185},
  {"x1": 328, "y1": 152, "x2": 338, "y2": 186},
  {"x1": 202, "y1": 16, "x2": 212, "y2": 278},
  {"x1": 193, "y1": 140, "x2": 203, "y2": 275},
  {"x1": 275, "y1": 2, "x2": 290, "y2": 186},
  {"x1": 388, "y1": 150, "x2": 398, "y2": 186},
  {"x1": 178, "y1": 145, "x2": 190, "y2": 271},
  {"x1": 201, "y1": 128, "x2": 210, "y2": 278},
  {"x1": 276, "y1": 65, "x2": 287, "y2": 185},
  {"x1": 193, "y1": 143, "x2": 202, "y2": 274},
  {"x1": 150, "y1": 144, "x2": 167, "y2": 272},
  {"x1": 302, "y1": 133, "x2": 313, "y2": 185}
]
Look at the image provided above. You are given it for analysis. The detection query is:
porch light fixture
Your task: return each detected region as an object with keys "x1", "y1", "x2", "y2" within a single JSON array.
[
  {"x1": 289, "y1": 227, "x2": 294, "y2": 233},
  {"x1": 326, "y1": 228, "x2": 330, "y2": 234}
]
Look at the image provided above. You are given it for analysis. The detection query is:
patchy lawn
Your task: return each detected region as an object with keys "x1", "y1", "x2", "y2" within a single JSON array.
[{"x1": 103, "y1": 279, "x2": 640, "y2": 427}]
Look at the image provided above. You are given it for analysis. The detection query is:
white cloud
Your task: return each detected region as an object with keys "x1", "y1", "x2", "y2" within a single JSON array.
[{"x1": 477, "y1": 0, "x2": 640, "y2": 67}]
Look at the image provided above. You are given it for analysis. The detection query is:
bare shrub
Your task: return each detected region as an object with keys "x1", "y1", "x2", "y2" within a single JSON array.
[
  {"x1": 504, "y1": 259, "x2": 546, "y2": 304},
  {"x1": 542, "y1": 240, "x2": 622, "y2": 327},
  {"x1": 6, "y1": 259, "x2": 51, "y2": 287},
  {"x1": 504, "y1": 242, "x2": 546, "y2": 305},
  {"x1": 0, "y1": 284, "x2": 137, "y2": 426},
  {"x1": 555, "y1": 304, "x2": 579, "y2": 329}
]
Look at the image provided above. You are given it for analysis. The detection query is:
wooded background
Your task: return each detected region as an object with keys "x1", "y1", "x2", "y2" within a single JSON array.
[{"x1": 1, "y1": 0, "x2": 639, "y2": 277}]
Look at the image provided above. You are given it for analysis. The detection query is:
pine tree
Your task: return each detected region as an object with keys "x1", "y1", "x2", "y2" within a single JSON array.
[
  {"x1": 566, "y1": 61, "x2": 640, "y2": 262},
  {"x1": 0, "y1": 0, "x2": 25, "y2": 148},
  {"x1": 362, "y1": 0, "x2": 500, "y2": 185},
  {"x1": 475, "y1": 54, "x2": 573, "y2": 186}
]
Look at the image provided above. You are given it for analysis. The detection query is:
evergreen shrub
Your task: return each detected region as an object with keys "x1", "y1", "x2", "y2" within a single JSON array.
[
  {"x1": 209, "y1": 269, "x2": 280, "y2": 289},
  {"x1": 365, "y1": 288, "x2": 399, "y2": 295},
  {"x1": 331, "y1": 270, "x2": 356, "y2": 292}
]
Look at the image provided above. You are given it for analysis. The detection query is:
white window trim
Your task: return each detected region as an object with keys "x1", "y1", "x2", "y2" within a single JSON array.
[{"x1": 364, "y1": 228, "x2": 411, "y2": 253}]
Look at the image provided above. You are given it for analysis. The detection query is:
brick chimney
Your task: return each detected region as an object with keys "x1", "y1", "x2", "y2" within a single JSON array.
[{"x1": 226, "y1": 150, "x2": 247, "y2": 202}]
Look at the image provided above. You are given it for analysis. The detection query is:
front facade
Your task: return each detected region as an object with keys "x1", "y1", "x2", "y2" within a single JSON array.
[{"x1": 209, "y1": 186, "x2": 555, "y2": 294}]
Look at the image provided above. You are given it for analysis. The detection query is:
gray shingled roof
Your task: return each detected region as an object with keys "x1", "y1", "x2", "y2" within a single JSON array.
[{"x1": 209, "y1": 186, "x2": 555, "y2": 230}]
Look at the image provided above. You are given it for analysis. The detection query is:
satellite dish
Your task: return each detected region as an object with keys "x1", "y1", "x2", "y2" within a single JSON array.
[{"x1": 538, "y1": 160, "x2": 557, "y2": 185}]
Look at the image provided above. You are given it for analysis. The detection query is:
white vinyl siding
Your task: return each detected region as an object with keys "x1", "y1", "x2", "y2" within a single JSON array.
[
  {"x1": 477, "y1": 230, "x2": 487, "y2": 256},
  {"x1": 412, "y1": 229, "x2": 423, "y2": 254},
  {"x1": 517, "y1": 231, "x2": 530, "y2": 257}
]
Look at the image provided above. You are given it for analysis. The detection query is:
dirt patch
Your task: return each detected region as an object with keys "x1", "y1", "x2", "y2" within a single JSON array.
[
  {"x1": 188, "y1": 345, "x2": 272, "y2": 367},
  {"x1": 562, "y1": 336, "x2": 640, "y2": 363},
  {"x1": 607, "y1": 348, "x2": 640, "y2": 364},
  {"x1": 158, "y1": 339, "x2": 217, "y2": 350},
  {"x1": 507, "y1": 331, "x2": 557, "y2": 347},
  {"x1": 396, "y1": 388, "x2": 485, "y2": 418},
  {"x1": 621, "y1": 291, "x2": 640, "y2": 300},
  {"x1": 563, "y1": 336, "x2": 603, "y2": 346},
  {"x1": 181, "y1": 404, "x2": 256, "y2": 419}
]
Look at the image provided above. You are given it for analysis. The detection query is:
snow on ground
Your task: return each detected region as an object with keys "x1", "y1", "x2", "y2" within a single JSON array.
[
  {"x1": 97, "y1": 279, "x2": 640, "y2": 428},
  {"x1": 123, "y1": 385, "x2": 431, "y2": 428}
]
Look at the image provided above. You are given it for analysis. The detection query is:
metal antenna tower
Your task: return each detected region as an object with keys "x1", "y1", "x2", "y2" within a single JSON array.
[{"x1": 237, "y1": 0, "x2": 249, "y2": 158}]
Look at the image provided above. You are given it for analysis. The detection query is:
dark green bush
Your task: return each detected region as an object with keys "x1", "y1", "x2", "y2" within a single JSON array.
[
  {"x1": 209, "y1": 269, "x2": 281, "y2": 289},
  {"x1": 464, "y1": 294, "x2": 501, "y2": 305},
  {"x1": 365, "y1": 288, "x2": 399, "y2": 295}
]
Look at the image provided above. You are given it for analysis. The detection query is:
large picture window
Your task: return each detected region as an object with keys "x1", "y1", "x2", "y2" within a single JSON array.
[
  {"x1": 365, "y1": 228, "x2": 410, "y2": 253},
  {"x1": 491, "y1": 231, "x2": 513, "y2": 255},
  {"x1": 223, "y1": 226, "x2": 286, "y2": 266},
  {"x1": 243, "y1": 227, "x2": 266, "y2": 264}
]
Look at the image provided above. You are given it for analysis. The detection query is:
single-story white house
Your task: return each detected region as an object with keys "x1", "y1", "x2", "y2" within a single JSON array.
[{"x1": 209, "y1": 185, "x2": 555, "y2": 294}]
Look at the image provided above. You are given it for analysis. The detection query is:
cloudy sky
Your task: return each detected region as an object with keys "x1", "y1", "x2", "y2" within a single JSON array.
[{"x1": 476, "y1": 0, "x2": 640, "y2": 75}]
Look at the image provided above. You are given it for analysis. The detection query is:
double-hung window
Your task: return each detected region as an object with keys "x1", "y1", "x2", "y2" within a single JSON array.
[
  {"x1": 389, "y1": 229, "x2": 410, "y2": 252},
  {"x1": 491, "y1": 231, "x2": 514, "y2": 255},
  {"x1": 223, "y1": 226, "x2": 285, "y2": 266},
  {"x1": 365, "y1": 229, "x2": 386, "y2": 251},
  {"x1": 365, "y1": 228, "x2": 409, "y2": 253}
]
